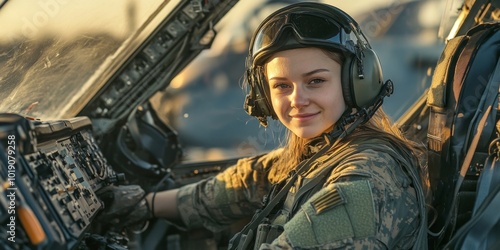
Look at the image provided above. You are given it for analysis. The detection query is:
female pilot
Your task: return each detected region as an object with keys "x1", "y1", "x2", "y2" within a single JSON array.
[{"x1": 101, "y1": 2, "x2": 429, "y2": 249}]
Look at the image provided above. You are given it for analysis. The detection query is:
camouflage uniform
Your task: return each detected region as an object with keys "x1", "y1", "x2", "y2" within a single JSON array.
[{"x1": 176, "y1": 136, "x2": 423, "y2": 249}]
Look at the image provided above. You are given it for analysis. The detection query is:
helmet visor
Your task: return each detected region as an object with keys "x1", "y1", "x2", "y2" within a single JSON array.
[{"x1": 251, "y1": 12, "x2": 350, "y2": 64}]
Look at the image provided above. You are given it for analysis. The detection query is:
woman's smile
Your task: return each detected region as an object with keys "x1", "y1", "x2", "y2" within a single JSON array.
[{"x1": 290, "y1": 112, "x2": 320, "y2": 122}]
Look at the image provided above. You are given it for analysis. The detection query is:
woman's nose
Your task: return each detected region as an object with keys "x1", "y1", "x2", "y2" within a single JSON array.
[{"x1": 290, "y1": 85, "x2": 310, "y2": 108}]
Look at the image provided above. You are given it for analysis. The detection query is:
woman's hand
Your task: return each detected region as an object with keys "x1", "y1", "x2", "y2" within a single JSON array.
[{"x1": 96, "y1": 184, "x2": 153, "y2": 230}]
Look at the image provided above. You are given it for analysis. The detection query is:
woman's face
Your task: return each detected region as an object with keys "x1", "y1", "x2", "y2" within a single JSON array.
[{"x1": 265, "y1": 47, "x2": 346, "y2": 139}]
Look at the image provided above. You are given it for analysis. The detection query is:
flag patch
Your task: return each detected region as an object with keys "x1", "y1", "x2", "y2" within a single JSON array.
[{"x1": 311, "y1": 187, "x2": 345, "y2": 214}]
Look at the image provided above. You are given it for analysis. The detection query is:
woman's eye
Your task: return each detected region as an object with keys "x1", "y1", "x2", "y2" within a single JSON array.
[
  {"x1": 309, "y1": 78, "x2": 325, "y2": 85},
  {"x1": 273, "y1": 83, "x2": 289, "y2": 89}
]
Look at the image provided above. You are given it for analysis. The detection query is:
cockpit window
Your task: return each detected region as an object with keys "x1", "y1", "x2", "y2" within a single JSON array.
[{"x1": 0, "y1": 0, "x2": 167, "y2": 120}]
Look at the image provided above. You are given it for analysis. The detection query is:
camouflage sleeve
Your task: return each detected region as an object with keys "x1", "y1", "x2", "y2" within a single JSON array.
[
  {"x1": 259, "y1": 149, "x2": 421, "y2": 249},
  {"x1": 176, "y1": 148, "x2": 283, "y2": 232}
]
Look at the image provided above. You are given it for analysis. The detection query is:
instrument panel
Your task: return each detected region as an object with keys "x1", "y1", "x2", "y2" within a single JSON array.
[{"x1": 0, "y1": 114, "x2": 121, "y2": 249}]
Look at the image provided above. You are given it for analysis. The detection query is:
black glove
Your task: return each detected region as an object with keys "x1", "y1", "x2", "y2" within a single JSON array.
[{"x1": 96, "y1": 185, "x2": 153, "y2": 230}]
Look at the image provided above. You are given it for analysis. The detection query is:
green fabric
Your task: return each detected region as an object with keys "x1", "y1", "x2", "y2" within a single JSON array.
[
  {"x1": 284, "y1": 180, "x2": 376, "y2": 247},
  {"x1": 427, "y1": 35, "x2": 464, "y2": 108}
]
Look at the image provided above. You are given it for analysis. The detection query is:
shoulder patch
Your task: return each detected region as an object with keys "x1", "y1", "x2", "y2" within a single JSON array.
[{"x1": 284, "y1": 180, "x2": 376, "y2": 248}]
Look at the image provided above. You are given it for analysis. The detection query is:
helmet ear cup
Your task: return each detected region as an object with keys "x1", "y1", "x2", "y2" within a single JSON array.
[
  {"x1": 250, "y1": 75, "x2": 274, "y2": 117},
  {"x1": 244, "y1": 65, "x2": 276, "y2": 126},
  {"x1": 341, "y1": 48, "x2": 384, "y2": 109},
  {"x1": 341, "y1": 54, "x2": 356, "y2": 108}
]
